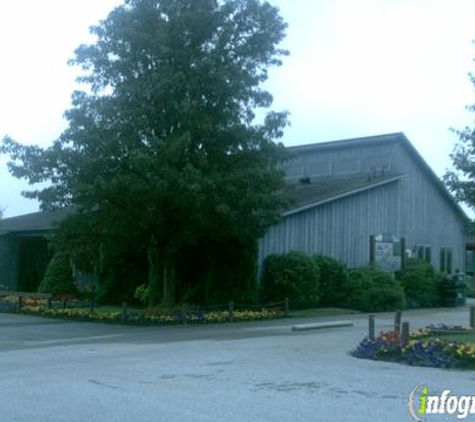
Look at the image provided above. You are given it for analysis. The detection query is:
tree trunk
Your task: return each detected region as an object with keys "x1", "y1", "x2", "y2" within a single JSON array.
[
  {"x1": 205, "y1": 244, "x2": 216, "y2": 305},
  {"x1": 162, "y1": 258, "x2": 176, "y2": 308},
  {"x1": 147, "y1": 245, "x2": 162, "y2": 306}
]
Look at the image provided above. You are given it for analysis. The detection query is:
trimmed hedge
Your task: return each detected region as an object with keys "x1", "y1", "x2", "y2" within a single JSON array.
[
  {"x1": 347, "y1": 265, "x2": 405, "y2": 312},
  {"x1": 263, "y1": 252, "x2": 408, "y2": 312},
  {"x1": 313, "y1": 254, "x2": 348, "y2": 307},
  {"x1": 397, "y1": 259, "x2": 444, "y2": 308},
  {"x1": 263, "y1": 251, "x2": 320, "y2": 308}
]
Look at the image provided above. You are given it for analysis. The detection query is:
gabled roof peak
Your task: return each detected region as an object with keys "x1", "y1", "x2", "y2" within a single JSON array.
[{"x1": 285, "y1": 132, "x2": 467, "y2": 221}]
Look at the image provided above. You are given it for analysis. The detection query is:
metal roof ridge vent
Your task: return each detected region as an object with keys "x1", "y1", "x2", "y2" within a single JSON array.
[{"x1": 367, "y1": 165, "x2": 390, "y2": 181}]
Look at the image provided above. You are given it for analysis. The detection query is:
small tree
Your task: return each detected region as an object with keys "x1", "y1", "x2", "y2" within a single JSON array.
[{"x1": 38, "y1": 252, "x2": 77, "y2": 298}]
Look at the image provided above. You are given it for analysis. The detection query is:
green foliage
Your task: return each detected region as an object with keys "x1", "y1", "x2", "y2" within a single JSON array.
[
  {"x1": 313, "y1": 254, "x2": 348, "y2": 307},
  {"x1": 443, "y1": 49, "x2": 475, "y2": 211},
  {"x1": 444, "y1": 131, "x2": 475, "y2": 209},
  {"x1": 263, "y1": 251, "x2": 320, "y2": 309},
  {"x1": 50, "y1": 214, "x2": 149, "y2": 304},
  {"x1": 74, "y1": 271, "x2": 100, "y2": 302},
  {"x1": 134, "y1": 284, "x2": 148, "y2": 305},
  {"x1": 397, "y1": 259, "x2": 444, "y2": 308},
  {"x1": 147, "y1": 245, "x2": 163, "y2": 306},
  {"x1": 466, "y1": 278, "x2": 475, "y2": 298},
  {"x1": 347, "y1": 265, "x2": 405, "y2": 312},
  {"x1": 1, "y1": 0, "x2": 293, "y2": 306},
  {"x1": 38, "y1": 252, "x2": 76, "y2": 298},
  {"x1": 204, "y1": 239, "x2": 258, "y2": 305}
]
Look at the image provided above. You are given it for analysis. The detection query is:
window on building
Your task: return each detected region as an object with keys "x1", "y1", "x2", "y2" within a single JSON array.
[
  {"x1": 415, "y1": 245, "x2": 431, "y2": 264},
  {"x1": 440, "y1": 247, "x2": 453, "y2": 274}
]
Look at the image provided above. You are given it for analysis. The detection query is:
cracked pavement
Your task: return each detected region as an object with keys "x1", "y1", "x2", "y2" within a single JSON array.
[{"x1": 1, "y1": 304, "x2": 474, "y2": 421}]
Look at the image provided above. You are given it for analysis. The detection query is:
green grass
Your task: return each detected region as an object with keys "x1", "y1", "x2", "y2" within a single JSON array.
[{"x1": 289, "y1": 307, "x2": 359, "y2": 318}]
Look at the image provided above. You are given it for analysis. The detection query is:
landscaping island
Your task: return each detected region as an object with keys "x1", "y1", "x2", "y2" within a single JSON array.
[{"x1": 352, "y1": 323, "x2": 475, "y2": 369}]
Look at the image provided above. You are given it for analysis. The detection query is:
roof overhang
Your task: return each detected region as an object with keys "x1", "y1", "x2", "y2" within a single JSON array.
[
  {"x1": 285, "y1": 132, "x2": 468, "y2": 222},
  {"x1": 284, "y1": 174, "x2": 404, "y2": 217}
]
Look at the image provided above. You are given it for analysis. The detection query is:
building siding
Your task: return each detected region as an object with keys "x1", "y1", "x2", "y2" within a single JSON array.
[
  {"x1": 259, "y1": 181, "x2": 402, "y2": 273},
  {"x1": 258, "y1": 137, "x2": 465, "y2": 280}
]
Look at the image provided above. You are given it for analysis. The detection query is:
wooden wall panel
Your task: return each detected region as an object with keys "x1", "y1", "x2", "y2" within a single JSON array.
[{"x1": 258, "y1": 139, "x2": 465, "y2": 281}]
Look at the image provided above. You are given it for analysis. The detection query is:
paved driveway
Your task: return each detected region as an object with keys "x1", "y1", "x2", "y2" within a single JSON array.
[{"x1": 1, "y1": 305, "x2": 474, "y2": 422}]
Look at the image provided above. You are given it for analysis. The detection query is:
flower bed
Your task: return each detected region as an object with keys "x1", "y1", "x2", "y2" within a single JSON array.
[
  {"x1": 18, "y1": 303, "x2": 282, "y2": 326},
  {"x1": 413, "y1": 324, "x2": 474, "y2": 337},
  {"x1": 0, "y1": 294, "x2": 285, "y2": 325},
  {"x1": 351, "y1": 327, "x2": 475, "y2": 369}
]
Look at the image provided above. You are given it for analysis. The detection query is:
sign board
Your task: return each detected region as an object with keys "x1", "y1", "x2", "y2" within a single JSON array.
[{"x1": 373, "y1": 234, "x2": 402, "y2": 272}]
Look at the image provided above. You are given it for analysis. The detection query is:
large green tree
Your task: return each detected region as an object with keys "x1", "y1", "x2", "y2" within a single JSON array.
[
  {"x1": 445, "y1": 133, "x2": 475, "y2": 211},
  {"x1": 444, "y1": 62, "x2": 475, "y2": 218},
  {"x1": 1, "y1": 0, "x2": 293, "y2": 306}
]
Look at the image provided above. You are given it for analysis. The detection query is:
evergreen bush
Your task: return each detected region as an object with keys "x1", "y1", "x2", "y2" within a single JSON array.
[
  {"x1": 38, "y1": 252, "x2": 76, "y2": 298},
  {"x1": 347, "y1": 265, "x2": 404, "y2": 312},
  {"x1": 397, "y1": 259, "x2": 444, "y2": 308},
  {"x1": 313, "y1": 255, "x2": 348, "y2": 307},
  {"x1": 263, "y1": 251, "x2": 320, "y2": 308}
]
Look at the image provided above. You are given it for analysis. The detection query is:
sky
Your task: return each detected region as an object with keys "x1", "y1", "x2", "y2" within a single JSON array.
[{"x1": 1, "y1": 0, "x2": 475, "y2": 218}]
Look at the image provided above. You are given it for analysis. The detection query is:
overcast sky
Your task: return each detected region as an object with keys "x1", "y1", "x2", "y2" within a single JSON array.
[{"x1": 1, "y1": 0, "x2": 475, "y2": 218}]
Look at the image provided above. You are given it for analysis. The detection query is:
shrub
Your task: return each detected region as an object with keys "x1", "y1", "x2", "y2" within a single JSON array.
[
  {"x1": 313, "y1": 255, "x2": 348, "y2": 307},
  {"x1": 74, "y1": 270, "x2": 100, "y2": 302},
  {"x1": 397, "y1": 259, "x2": 444, "y2": 308},
  {"x1": 134, "y1": 284, "x2": 148, "y2": 305},
  {"x1": 347, "y1": 265, "x2": 405, "y2": 312},
  {"x1": 38, "y1": 252, "x2": 77, "y2": 298},
  {"x1": 203, "y1": 239, "x2": 258, "y2": 305},
  {"x1": 263, "y1": 251, "x2": 320, "y2": 309},
  {"x1": 466, "y1": 278, "x2": 475, "y2": 299}
]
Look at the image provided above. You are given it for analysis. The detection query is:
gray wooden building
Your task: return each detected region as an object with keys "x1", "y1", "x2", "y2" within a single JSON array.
[
  {"x1": 258, "y1": 132, "x2": 467, "y2": 278},
  {"x1": 0, "y1": 132, "x2": 470, "y2": 291}
]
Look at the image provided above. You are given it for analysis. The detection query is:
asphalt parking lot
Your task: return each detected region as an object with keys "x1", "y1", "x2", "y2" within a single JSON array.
[{"x1": 1, "y1": 305, "x2": 474, "y2": 422}]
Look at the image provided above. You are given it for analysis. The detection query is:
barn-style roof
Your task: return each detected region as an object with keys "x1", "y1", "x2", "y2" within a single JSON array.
[
  {"x1": 288, "y1": 173, "x2": 404, "y2": 216},
  {"x1": 286, "y1": 132, "x2": 467, "y2": 220}
]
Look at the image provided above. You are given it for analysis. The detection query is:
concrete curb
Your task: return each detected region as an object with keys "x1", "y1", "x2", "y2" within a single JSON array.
[{"x1": 291, "y1": 320, "x2": 354, "y2": 332}]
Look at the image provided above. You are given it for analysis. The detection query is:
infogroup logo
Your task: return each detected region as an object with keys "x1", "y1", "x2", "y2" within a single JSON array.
[{"x1": 409, "y1": 385, "x2": 475, "y2": 421}]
